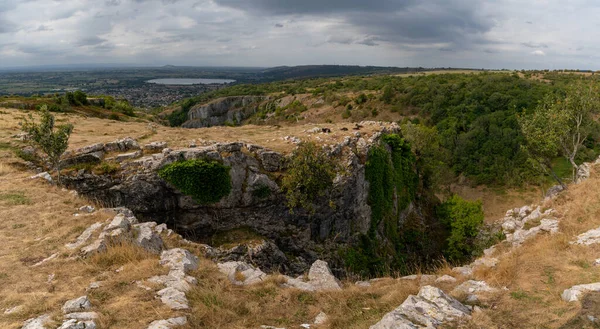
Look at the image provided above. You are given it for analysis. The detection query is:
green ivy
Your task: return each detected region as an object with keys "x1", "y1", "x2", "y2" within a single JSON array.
[
  {"x1": 344, "y1": 134, "x2": 418, "y2": 276},
  {"x1": 158, "y1": 159, "x2": 232, "y2": 204}
]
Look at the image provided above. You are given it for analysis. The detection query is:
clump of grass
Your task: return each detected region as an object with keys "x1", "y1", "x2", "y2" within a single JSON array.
[{"x1": 0, "y1": 191, "x2": 31, "y2": 205}]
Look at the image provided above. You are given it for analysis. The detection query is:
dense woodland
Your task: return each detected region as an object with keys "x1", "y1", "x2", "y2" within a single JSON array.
[{"x1": 168, "y1": 72, "x2": 600, "y2": 188}]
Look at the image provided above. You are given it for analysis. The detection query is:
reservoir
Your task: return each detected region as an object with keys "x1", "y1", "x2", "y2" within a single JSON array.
[{"x1": 146, "y1": 78, "x2": 236, "y2": 85}]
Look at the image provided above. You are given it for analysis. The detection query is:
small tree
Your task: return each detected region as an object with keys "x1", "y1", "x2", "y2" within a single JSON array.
[
  {"x1": 519, "y1": 83, "x2": 599, "y2": 185},
  {"x1": 21, "y1": 105, "x2": 73, "y2": 183},
  {"x1": 282, "y1": 142, "x2": 337, "y2": 213}
]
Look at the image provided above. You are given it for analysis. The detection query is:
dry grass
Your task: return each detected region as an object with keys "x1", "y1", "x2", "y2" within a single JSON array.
[
  {"x1": 4, "y1": 106, "x2": 600, "y2": 328},
  {"x1": 466, "y1": 167, "x2": 600, "y2": 328},
  {"x1": 0, "y1": 107, "x2": 393, "y2": 154}
]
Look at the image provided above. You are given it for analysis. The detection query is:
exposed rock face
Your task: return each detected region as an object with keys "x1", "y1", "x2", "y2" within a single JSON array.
[
  {"x1": 61, "y1": 124, "x2": 435, "y2": 276},
  {"x1": 370, "y1": 286, "x2": 471, "y2": 329},
  {"x1": 182, "y1": 96, "x2": 266, "y2": 128}
]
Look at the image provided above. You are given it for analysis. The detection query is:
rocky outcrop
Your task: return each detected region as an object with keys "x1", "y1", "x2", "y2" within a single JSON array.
[
  {"x1": 500, "y1": 205, "x2": 559, "y2": 246},
  {"x1": 61, "y1": 123, "x2": 439, "y2": 277},
  {"x1": 61, "y1": 135, "x2": 385, "y2": 275},
  {"x1": 572, "y1": 227, "x2": 600, "y2": 245},
  {"x1": 182, "y1": 96, "x2": 266, "y2": 128},
  {"x1": 282, "y1": 260, "x2": 342, "y2": 292},
  {"x1": 370, "y1": 286, "x2": 471, "y2": 328},
  {"x1": 218, "y1": 261, "x2": 267, "y2": 286}
]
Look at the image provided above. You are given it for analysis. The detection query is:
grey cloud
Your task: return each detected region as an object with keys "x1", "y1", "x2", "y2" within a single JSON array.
[
  {"x1": 275, "y1": 23, "x2": 284, "y2": 28},
  {"x1": 213, "y1": 0, "x2": 414, "y2": 15},
  {"x1": 105, "y1": 0, "x2": 120, "y2": 6},
  {"x1": 36, "y1": 25, "x2": 52, "y2": 32},
  {"x1": 214, "y1": 0, "x2": 494, "y2": 49},
  {"x1": 327, "y1": 36, "x2": 354, "y2": 45},
  {"x1": 76, "y1": 36, "x2": 107, "y2": 46},
  {"x1": 521, "y1": 42, "x2": 547, "y2": 48},
  {"x1": 356, "y1": 36, "x2": 382, "y2": 47}
]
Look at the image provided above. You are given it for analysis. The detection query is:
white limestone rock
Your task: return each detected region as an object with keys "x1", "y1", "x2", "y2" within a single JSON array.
[
  {"x1": 452, "y1": 280, "x2": 498, "y2": 296},
  {"x1": 562, "y1": 282, "x2": 600, "y2": 302},
  {"x1": 133, "y1": 222, "x2": 164, "y2": 253},
  {"x1": 22, "y1": 314, "x2": 51, "y2": 329},
  {"x1": 435, "y1": 275, "x2": 457, "y2": 284},
  {"x1": 157, "y1": 287, "x2": 189, "y2": 310},
  {"x1": 314, "y1": 312, "x2": 328, "y2": 325},
  {"x1": 147, "y1": 316, "x2": 187, "y2": 329},
  {"x1": 282, "y1": 276, "x2": 316, "y2": 292},
  {"x1": 159, "y1": 248, "x2": 199, "y2": 273},
  {"x1": 66, "y1": 223, "x2": 103, "y2": 250},
  {"x1": 57, "y1": 319, "x2": 96, "y2": 329},
  {"x1": 62, "y1": 296, "x2": 92, "y2": 313},
  {"x1": 370, "y1": 286, "x2": 471, "y2": 329},
  {"x1": 78, "y1": 205, "x2": 95, "y2": 214},
  {"x1": 5, "y1": 305, "x2": 24, "y2": 314},
  {"x1": 80, "y1": 239, "x2": 107, "y2": 257},
  {"x1": 31, "y1": 172, "x2": 53, "y2": 184},
  {"x1": 64, "y1": 312, "x2": 98, "y2": 321},
  {"x1": 31, "y1": 253, "x2": 58, "y2": 267},
  {"x1": 217, "y1": 261, "x2": 267, "y2": 286},
  {"x1": 307, "y1": 260, "x2": 342, "y2": 291},
  {"x1": 573, "y1": 227, "x2": 600, "y2": 245}
]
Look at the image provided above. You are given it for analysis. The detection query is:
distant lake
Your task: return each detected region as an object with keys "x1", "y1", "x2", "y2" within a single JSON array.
[{"x1": 146, "y1": 78, "x2": 236, "y2": 85}]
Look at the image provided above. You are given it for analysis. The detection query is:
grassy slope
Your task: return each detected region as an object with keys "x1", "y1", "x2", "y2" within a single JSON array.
[{"x1": 2, "y1": 106, "x2": 600, "y2": 328}]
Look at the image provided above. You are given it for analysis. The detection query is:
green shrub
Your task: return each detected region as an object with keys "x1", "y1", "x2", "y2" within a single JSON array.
[
  {"x1": 158, "y1": 159, "x2": 232, "y2": 204},
  {"x1": 436, "y1": 195, "x2": 485, "y2": 262},
  {"x1": 251, "y1": 184, "x2": 271, "y2": 199},
  {"x1": 282, "y1": 142, "x2": 337, "y2": 213},
  {"x1": 355, "y1": 93, "x2": 368, "y2": 105}
]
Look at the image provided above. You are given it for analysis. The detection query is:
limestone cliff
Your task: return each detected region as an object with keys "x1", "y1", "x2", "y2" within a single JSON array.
[
  {"x1": 181, "y1": 96, "x2": 266, "y2": 128},
  {"x1": 61, "y1": 126, "x2": 442, "y2": 276}
]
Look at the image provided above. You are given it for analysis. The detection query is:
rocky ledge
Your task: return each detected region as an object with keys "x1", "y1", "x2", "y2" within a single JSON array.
[{"x1": 60, "y1": 123, "x2": 416, "y2": 276}]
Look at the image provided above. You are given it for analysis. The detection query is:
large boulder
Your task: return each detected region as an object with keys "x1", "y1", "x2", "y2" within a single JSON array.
[
  {"x1": 307, "y1": 260, "x2": 342, "y2": 291},
  {"x1": 157, "y1": 287, "x2": 189, "y2": 310},
  {"x1": 159, "y1": 248, "x2": 199, "y2": 273},
  {"x1": 59, "y1": 151, "x2": 104, "y2": 169},
  {"x1": 562, "y1": 282, "x2": 600, "y2": 302},
  {"x1": 217, "y1": 261, "x2": 267, "y2": 286},
  {"x1": 370, "y1": 286, "x2": 471, "y2": 329},
  {"x1": 62, "y1": 296, "x2": 92, "y2": 313},
  {"x1": 22, "y1": 314, "x2": 51, "y2": 329}
]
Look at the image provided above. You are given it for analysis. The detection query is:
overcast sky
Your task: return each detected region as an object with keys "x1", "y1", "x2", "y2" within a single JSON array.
[{"x1": 1, "y1": 0, "x2": 599, "y2": 69}]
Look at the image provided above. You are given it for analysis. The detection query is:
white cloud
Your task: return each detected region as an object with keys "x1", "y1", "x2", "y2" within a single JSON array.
[{"x1": 531, "y1": 50, "x2": 546, "y2": 56}]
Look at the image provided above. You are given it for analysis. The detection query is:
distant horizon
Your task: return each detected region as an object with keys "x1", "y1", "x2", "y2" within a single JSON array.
[{"x1": 0, "y1": 63, "x2": 597, "y2": 73}]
